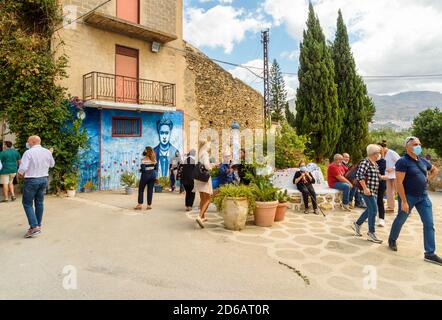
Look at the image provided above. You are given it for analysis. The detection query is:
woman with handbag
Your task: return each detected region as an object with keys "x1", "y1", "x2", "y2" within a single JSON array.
[
  {"x1": 194, "y1": 141, "x2": 213, "y2": 228},
  {"x1": 134, "y1": 146, "x2": 158, "y2": 211},
  {"x1": 352, "y1": 144, "x2": 388, "y2": 243}
]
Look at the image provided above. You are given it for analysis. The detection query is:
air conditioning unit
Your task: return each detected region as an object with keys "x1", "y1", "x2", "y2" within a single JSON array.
[{"x1": 152, "y1": 41, "x2": 161, "y2": 53}]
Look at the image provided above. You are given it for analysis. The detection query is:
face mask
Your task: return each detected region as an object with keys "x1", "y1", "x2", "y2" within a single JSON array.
[
  {"x1": 377, "y1": 154, "x2": 382, "y2": 161},
  {"x1": 300, "y1": 166, "x2": 307, "y2": 172},
  {"x1": 26, "y1": 143, "x2": 30, "y2": 149},
  {"x1": 413, "y1": 145, "x2": 422, "y2": 156}
]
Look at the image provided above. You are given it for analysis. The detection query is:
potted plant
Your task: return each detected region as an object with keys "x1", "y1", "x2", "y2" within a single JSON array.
[
  {"x1": 210, "y1": 167, "x2": 220, "y2": 190},
  {"x1": 213, "y1": 184, "x2": 256, "y2": 231},
  {"x1": 83, "y1": 180, "x2": 96, "y2": 193},
  {"x1": 275, "y1": 189, "x2": 289, "y2": 222},
  {"x1": 64, "y1": 171, "x2": 79, "y2": 198},
  {"x1": 120, "y1": 171, "x2": 137, "y2": 195},
  {"x1": 155, "y1": 177, "x2": 170, "y2": 193},
  {"x1": 251, "y1": 179, "x2": 279, "y2": 227}
]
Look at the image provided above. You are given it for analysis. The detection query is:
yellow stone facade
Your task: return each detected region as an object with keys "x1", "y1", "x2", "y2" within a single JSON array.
[{"x1": 54, "y1": 0, "x2": 263, "y2": 151}]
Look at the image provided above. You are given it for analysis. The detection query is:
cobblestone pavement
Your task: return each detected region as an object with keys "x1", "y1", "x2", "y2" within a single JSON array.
[{"x1": 187, "y1": 193, "x2": 442, "y2": 299}]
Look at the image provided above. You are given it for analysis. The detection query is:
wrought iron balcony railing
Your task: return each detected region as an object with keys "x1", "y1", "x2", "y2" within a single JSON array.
[{"x1": 83, "y1": 72, "x2": 176, "y2": 107}]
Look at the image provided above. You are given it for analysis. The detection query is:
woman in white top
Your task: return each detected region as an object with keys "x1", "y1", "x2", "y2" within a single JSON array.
[
  {"x1": 194, "y1": 141, "x2": 213, "y2": 228},
  {"x1": 381, "y1": 140, "x2": 400, "y2": 212}
]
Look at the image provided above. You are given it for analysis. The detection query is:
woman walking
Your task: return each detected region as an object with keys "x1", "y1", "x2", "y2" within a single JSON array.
[
  {"x1": 376, "y1": 142, "x2": 387, "y2": 227},
  {"x1": 352, "y1": 144, "x2": 387, "y2": 243},
  {"x1": 180, "y1": 150, "x2": 196, "y2": 211},
  {"x1": 194, "y1": 141, "x2": 213, "y2": 228},
  {"x1": 135, "y1": 146, "x2": 158, "y2": 211}
]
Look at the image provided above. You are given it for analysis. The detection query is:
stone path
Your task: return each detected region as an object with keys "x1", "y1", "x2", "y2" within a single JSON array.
[{"x1": 186, "y1": 197, "x2": 442, "y2": 299}]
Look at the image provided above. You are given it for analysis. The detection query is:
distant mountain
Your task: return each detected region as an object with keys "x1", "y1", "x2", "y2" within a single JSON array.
[
  {"x1": 370, "y1": 91, "x2": 442, "y2": 122},
  {"x1": 288, "y1": 91, "x2": 442, "y2": 130}
]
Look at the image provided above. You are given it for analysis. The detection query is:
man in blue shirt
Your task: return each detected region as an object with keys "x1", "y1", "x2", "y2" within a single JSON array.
[
  {"x1": 388, "y1": 137, "x2": 441, "y2": 265},
  {"x1": 218, "y1": 152, "x2": 234, "y2": 186}
]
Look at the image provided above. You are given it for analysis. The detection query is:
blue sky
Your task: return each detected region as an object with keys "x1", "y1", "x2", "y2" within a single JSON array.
[{"x1": 183, "y1": 0, "x2": 442, "y2": 97}]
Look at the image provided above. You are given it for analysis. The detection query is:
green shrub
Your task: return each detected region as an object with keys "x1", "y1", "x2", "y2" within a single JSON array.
[
  {"x1": 251, "y1": 179, "x2": 279, "y2": 202},
  {"x1": 120, "y1": 171, "x2": 137, "y2": 188},
  {"x1": 213, "y1": 184, "x2": 256, "y2": 214},
  {"x1": 275, "y1": 121, "x2": 308, "y2": 169},
  {"x1": 277, "y1": 189, "x2": 289, "y2": 203},
  {"x1": 63, "y1": 171, "x2": 79, "y2": 191}
]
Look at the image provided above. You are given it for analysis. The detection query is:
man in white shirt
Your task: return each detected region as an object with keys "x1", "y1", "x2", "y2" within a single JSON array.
[
  {"x1": 382, "y1": 143, "x2": 401, "y2": 213},
  {"x1": 18, "y1": 136, "x2": 55, "y2": 238}
]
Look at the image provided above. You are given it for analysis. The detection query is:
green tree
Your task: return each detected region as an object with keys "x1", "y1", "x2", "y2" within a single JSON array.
[
  {"x1": 285, "y1": 102, "x2": 296, "y2": 128},
  {"x1": 275, "y1": 121, "x2": 308, "y2": 169},
  {"x1": 295, "y1": 2, "x2": 342, "y2": 162},
  {"x1": 270, "y1": 59, "x2": 287, "y2": 122},
  {"x1": 331, "y1": 10, "x2": 375, "y2": 162},
  {"x1": 412, "y1": 108, "x2": 442, "y2": 157},
  {"x1": 0, "y1": 0, "x2": 88, "y2": 192}
]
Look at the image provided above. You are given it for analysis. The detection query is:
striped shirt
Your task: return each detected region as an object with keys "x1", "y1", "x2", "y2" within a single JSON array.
[{"x1": 356, "y1": 158, "x2": 380, "y2": 196}]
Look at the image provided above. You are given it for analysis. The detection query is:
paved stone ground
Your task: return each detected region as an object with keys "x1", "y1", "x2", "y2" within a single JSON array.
[{"x1": 0, "y1": 190, "x2": 441, "y2": 299}]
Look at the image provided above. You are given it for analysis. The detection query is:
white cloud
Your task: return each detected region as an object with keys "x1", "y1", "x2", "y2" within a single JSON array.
[
  {"x1": 284, "y1": 75, "x2": 299, "y2": 100},
  {"x1": 184, "y1": 5, "x2": 270, "y2": 54},
  {"x1": 263, "y1": 0, "x2": 442, "y2": 94},
  {"x1": 280, "y1": 49, "x2": 299, "y2": 61},
  {"x1": 228, "y1": 59, "x2": 263, "y2": 85}
]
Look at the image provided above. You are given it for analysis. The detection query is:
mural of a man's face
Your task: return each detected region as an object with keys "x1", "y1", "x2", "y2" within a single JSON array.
[{"x1": 159, "y1": 124, "x2": 171, "y2": 146}]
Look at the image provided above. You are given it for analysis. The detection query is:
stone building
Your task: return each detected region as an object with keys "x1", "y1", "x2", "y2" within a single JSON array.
[{"x1": 54, "y1": 0, "x2": 263, "y2": 190}]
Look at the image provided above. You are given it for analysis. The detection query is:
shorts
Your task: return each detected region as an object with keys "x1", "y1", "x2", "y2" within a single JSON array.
[{"x1": 0, "y1": 173, "x2": 16, "y2": 185}]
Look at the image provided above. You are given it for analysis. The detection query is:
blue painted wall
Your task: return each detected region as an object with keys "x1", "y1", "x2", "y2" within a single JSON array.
[{"x1": 79, "y1": 108, "x2": 183, "y2": 191}]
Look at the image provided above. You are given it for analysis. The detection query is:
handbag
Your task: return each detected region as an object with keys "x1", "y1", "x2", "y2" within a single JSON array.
[{"x1": 193, "y1": 162, "x2": 210, "y2": 182}]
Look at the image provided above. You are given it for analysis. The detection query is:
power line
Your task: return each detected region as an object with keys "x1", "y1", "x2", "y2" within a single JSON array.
[{"x1": 54, "y1": 3, "x2": 442, "y2": 82}]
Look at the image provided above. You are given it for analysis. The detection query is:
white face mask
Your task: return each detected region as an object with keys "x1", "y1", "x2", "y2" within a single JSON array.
[{"x1": 26, "y1": 143, "x2": 31, "y2": 149}]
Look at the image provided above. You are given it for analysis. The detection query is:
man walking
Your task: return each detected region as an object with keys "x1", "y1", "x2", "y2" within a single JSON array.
[
  {"x1": 0, "y1": 141, "x2": 21, "y2": 202},
  {"x1": 18, "y1": 136, "x2": 55, "y2": 238},
  {"x1": 388, "y1": 137, "x2": 441, "y2": 265}
]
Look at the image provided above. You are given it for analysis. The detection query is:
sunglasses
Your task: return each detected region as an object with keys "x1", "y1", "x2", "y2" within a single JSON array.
[{"x1": 405, "y1": 136, "x2": 421, "y2": 146}]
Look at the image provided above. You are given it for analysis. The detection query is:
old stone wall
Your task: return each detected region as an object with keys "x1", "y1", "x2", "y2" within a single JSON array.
[{"x1": 184, "y1": 44, "x2": 264, "y2": 131}]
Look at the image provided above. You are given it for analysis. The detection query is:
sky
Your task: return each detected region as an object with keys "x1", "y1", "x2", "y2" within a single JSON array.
[{"x1": 183, "y1": 0, "x2": 442, "y2": 99}]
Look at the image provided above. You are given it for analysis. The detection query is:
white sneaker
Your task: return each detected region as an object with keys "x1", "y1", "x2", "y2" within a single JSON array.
[
  {"x1": 378, "y1": 219, "x2": 385, "y2": 227},
  {"x1": 196, "y1": 217, "x2": 205, "y2": 228}
]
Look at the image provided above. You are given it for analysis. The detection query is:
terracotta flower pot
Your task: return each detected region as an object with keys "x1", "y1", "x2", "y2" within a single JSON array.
[
  {"x1": 275, "y1": 202, "x2": 289, "y2": 222},
  {"x1": 254, "y1": 201, "x2": 278, "y2": 227},
  {"x1": 222, "y1": 197, "x2": 248, "y2": 231},
  {"x1": 67, "y1": 190, "x2": 76, "y2": 198}
]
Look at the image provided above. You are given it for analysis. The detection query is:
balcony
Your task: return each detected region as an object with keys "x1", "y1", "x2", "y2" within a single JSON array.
[
  {"x1": 83, "y1": 11, "x2": 177, "y2": 43},
  {"x1": 83, "y1": 72, "x2": 176, "y2": 110}
]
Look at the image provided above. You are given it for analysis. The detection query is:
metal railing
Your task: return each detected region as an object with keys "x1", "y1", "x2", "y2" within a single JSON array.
[{"x1": 83, "y1": 71, "x2": 176, "y2": 106}]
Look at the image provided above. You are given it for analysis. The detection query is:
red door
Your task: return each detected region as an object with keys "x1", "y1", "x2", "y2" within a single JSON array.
[
  {"x1": 115, "y1": 45, "x2": 139, "y2": 103},
  {"x1": 117, "y1": 0, "x2": 139, "y2": 24}
]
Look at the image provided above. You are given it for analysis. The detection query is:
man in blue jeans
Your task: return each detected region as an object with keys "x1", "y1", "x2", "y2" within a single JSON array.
[
  {"x1": 327, "y1": 154, "x2": 353, "y2": 211},
  {"x1": 18, "y1": 136, "x2": 55, "y2": 238},
  {"x1": 388, "y1": 137, "x2": 441, "y2": 265}
]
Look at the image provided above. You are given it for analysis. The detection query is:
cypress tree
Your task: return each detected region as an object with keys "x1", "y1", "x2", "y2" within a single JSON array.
[
  {"x1": 285, "y1": 102, "x2": 296, "y2": 128},
  {"x1": 270, "y1": 59, "x2": 287, "y2": 122},
  {"x1": 295, "y1": 2, "x2": 342, "y2": 162},
  {"x1": 332, "y1": 10, "x2": 376, "y2": 161}
]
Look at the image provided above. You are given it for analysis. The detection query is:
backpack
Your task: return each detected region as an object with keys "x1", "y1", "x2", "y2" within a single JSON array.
[{"x1": 344, "y1": 161, "x2": 363, "y2": 188}]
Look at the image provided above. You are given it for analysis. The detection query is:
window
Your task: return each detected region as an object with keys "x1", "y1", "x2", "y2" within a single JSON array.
[{"x1": 112, "y1": 117, "x2": 142, "y2": 137}]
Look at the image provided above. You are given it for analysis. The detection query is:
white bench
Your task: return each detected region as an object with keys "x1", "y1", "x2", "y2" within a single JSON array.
[{"x1": 271, "y1": 165, "x2": 342, "y2": 211}]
